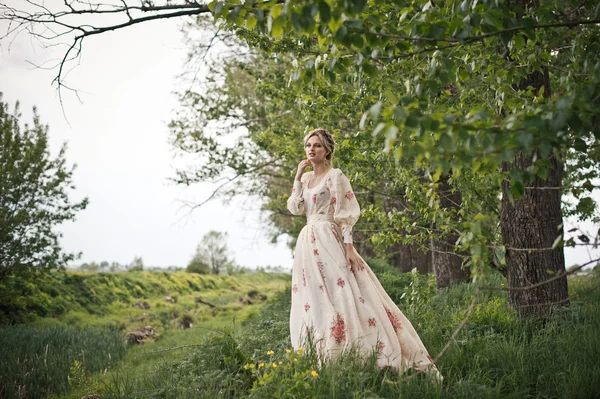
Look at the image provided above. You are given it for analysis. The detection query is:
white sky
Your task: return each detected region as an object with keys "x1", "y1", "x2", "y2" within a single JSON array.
[
  {"x1": 0, "y1": 14, "x2": 294, "y2": 269},
  {"x1": 0, "y1": 4, "x2": 597, "y2": 270}
]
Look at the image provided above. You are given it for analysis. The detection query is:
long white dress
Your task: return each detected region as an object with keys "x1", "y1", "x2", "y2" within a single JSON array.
[{"x1": 287, "y1": 168, "x2": 441, "y2": 379}]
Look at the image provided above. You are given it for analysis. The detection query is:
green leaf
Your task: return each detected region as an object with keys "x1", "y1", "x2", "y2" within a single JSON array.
[
  {"x1": 514, "y1": 34, "x2": 525, "y2": 50},
  {"x1": 213, "y1": 1, "x2": 224, "y2": 15},
  {"x1": 271, "y1": 15, "x2": 285, "y2": 38},
  {"x1": 511, "y1": 179, "x2": 525, "y2": 199},
  {"x1": 246, "y1": 14, "x2": 257, "y2": 30},
  {"x1": 537, "y1": 167, "x2": 548, "y2": 180},
  {"x1": 318, "y1": 1, "x2": 331, "y2": 23},
  {"x1": 344, "y1": 19, "x2": 363, "y2": 30},
  {"x1": 573, "y1": 138, "x2": 587, "y2": 152}
]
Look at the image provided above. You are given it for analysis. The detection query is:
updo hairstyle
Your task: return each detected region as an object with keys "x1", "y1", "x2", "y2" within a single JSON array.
[{"x1": 303, "y1": 128, "x2": 335, "y2": 165}]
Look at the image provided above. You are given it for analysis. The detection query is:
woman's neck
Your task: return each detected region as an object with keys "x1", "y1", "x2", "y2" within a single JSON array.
[{"x1": 312, "y1": 162, "x2": 331, "y2": 177}]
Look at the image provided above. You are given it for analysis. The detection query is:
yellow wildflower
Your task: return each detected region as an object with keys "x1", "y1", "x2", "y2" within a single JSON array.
[
  {"x1": 272, "y1": 363, "x2": 278, "y2": 368},
  {"x1": 266, "y1": 350, "x2": 274, "y2": 355},
  {"x1": 311, "y1": 370, "x2": 319, "y2": 377},
  {"x1": 278, "y1": 361, "x2": 283, "y2": 365},
  {"x1": 293, "y1": 358, "x2": 297, "y2": 362},
  {"x1": 286, "y1": 349, "x2": 291, "y2": 354},
  {"x1": 297, "y1": 347, "x2": 304, "y2": 354},
  {"x1": 258, "y1": 363, "x2": 264, "y2": 368}
]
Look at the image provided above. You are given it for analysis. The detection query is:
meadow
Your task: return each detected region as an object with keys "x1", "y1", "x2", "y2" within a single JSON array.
[
  {"x1": 0, "y1": 270, "x2": 289, "y2": 398},
  {"x1": 1, "y1": 263, "x2": 599, "y2": 398}
]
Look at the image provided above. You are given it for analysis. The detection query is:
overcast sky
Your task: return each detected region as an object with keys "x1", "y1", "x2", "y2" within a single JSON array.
[
  {"x1": 0, "y1": 13, "x2": 295, "y2": 269},
  {"x1": 0, "y1": 4, "x2": 597, "y2": 270}
]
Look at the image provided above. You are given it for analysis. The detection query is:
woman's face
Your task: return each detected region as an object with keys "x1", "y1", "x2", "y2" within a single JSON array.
[{"x1": 305, "y1": 135, "x2": 328, "y2": 164}]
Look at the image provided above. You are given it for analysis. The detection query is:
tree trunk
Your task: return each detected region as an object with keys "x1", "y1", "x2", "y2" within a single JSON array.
[
  {"x1": 500, "y1": 152, "x2": 569, "y2": 317},
  {"x1": 383, "y1": 192, "x2": 434, "y2": 274},
  {"x1": 498, "y1": 22, "x2": 569, "y2": 315},
  {"x1": 388, "y1": 242, "x2": 432, "y2": 273},
  {"x1": 432, "y1": 174, "x2": 469, "y2": 288}
]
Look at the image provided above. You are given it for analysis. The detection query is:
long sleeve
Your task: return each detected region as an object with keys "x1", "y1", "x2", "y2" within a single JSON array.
[
  {"x1": 329, "y1": 169, "x2": 360, "y2": 244},
  {"x1": 287, "y1": 174, "x2": 307, "y2": 215}
]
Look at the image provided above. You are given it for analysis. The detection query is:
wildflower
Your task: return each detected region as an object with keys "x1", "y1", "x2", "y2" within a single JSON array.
[
  {"x1": 267, "y1": 350, "x2": 274, "y2": 355},
  {"x1": 293, "y1": 358, "x2": 297, "y2": 362},
  {"x1": 278, "y1": 361, "x2": 283, "y2": 365},
  {"x1": 243, "y1": 364, "x2": 249, "y2": 370},
  {"x1": 311, "y1": 370, "x2": 319, "y2": 377},
  {"x1": 286, "y1": 349, "x2": 291, "y2": 354},
  {"x1": 297, "y1": 347, "x2": 304, "y2": 354},
  {"x1": 272, "y1": 363, "x2": 278, "y2": 368},
  {"x1": 258, "y1": 363, "x2": 264, "y2": 368}
]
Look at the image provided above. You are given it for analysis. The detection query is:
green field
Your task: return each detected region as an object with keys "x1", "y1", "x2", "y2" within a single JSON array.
[
  {"x1": 0, "y1": 270, "x2": 289, "y2": 399},
  {"x1": 2, "y1": 264, "x2": 599, "y2": 399}
]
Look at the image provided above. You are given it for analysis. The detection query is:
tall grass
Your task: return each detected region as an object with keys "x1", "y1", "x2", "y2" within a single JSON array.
[
  {"x1": 0, "y1": 325, "x2": 126, "y2": 399},
  {"x1": 97, "y1": 266, "x2": 600, "y2": 398}
]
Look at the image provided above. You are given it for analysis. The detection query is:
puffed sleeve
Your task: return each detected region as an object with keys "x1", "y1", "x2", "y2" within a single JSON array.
[
  {"x1": 287, "y1": 173, "x2": 308, "y2": 215},
  {"x1": 329, "y1": 169, "x2": 360, "y2": 244}
]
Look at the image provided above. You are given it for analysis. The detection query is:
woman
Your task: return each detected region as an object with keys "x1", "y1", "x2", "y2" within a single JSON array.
[{"x1": 287, "y1": 128, "x2": 441, "y2": 380}]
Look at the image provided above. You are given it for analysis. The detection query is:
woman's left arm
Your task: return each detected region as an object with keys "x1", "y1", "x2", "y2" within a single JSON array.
[{"x1": 330, "y1": 170, "x2": 364, "y2": 270}]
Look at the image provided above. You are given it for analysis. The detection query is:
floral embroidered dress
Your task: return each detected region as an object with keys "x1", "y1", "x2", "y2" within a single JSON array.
[{"x1": 287, "y1": 168, "x2": 441, "y2": 379}]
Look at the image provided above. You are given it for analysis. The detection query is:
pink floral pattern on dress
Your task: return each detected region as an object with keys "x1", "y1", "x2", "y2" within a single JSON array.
[
  {"x1": 330, "y1": 314, "x2": 347, "y2": 345},
  {"x1": 310, "y1": 229, "x2": 316, "y2": 243},
  {"x1": 302, "y1": 269, "x2": 307, "y2": 287},
  {"x1": 368, "y1": 318, "x2": 376, "y2": 327},
  {"x1": 293, "y1": 284, "x2": 298, "y2": 294},
  {"x1": 304, "y1": 303, "x2": 310, "y2": 312},
  {"x1": 313, "y1": 249, "x2": 319, "y2": 255},
  {"x1": 331, "y1": 197, "x2": 337, "y2": 205},
  {"x1": 337, "y1": 277, "x2": 345, "y2": 288},
  {"x1": 331, "y1": 227, "x2": 341, "y2": 243},
  {"x1": 377, "y1": 340, "x2": 385, "y2": 353},
  {"x1": 312, "y1": 194, "x2": 317, "y2": 204},
  {"x1": 317, "y1": 262, "x2": 326, "y2": 279},
  {"x1": 385, "y1": 307, "x2": 402, "y2": 331},
  {"x1": 345, "y1": 191, "x2": 354, "y2": 200},
  {"x1": 359, "y1": 297, "x2": 365, "y2": 303}
]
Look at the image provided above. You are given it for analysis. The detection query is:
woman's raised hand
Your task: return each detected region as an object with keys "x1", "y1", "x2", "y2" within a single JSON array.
[{"x1": 295, "y1": 159, "x2": 311, "y2": 180}]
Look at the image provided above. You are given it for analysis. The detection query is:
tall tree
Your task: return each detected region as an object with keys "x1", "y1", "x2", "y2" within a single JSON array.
[
  {"x1": 0, "y1": 96, "x2": 88, "y2": 282},
  {"x1": 192, "y1": 230, "x2": 233, "y2": 274},
  {"x1": 499, "y1": 0, "x2": 568, "y2": 317}
]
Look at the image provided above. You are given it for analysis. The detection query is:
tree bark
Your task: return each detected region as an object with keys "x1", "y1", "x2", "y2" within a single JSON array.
[
  {"x1": 431, "y1": 175, "x2": 469, "y2": 288},
  {"x1": 500, "y1": 153, "x2": 569, "y2": 317},
  {"x1": 388, "y1": 242, "x2": 432, "y2": 273}
]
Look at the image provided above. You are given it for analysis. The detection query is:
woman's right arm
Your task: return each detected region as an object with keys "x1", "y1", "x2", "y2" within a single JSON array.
[{"x1": 287, "y1": 160, "x2": 311, "y2": 215}]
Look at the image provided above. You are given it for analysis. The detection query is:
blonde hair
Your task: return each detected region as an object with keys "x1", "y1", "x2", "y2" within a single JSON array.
[{"x1": 303, "y1": 128, "x2": 335, "y2": 165}]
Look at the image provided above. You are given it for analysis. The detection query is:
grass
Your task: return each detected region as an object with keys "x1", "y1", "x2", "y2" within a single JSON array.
[
  {"x1": 0, "y1": 270, "x2": 289, "y2": 399},
  {"x1": 4, "y1": 265, "x2": 600, "y2": 398},
  {"x1": 86, "y1": 265, "x2": 600, "y2": 398},
  {"x1": 0, "y1": 324, "x2": 126, "y2": 399}
]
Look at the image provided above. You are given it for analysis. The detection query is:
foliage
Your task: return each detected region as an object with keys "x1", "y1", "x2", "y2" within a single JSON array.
[
  {"x1": 187, "y1": 255, "x2": 210, "y2": 274},
  {"x1": 197, "y1": 0, "x2": 600, "y2": 274},
  {"x1": 0, "y1": 95, "x2": 88, "y2": 282},
  {"x1": 128, "y1": 256, "x2": 144, "y2": 271},
  {"x1": 0, "y1": 269, "x2": 289, "y2": 325},
  {"x1": 0, "y1": 324, "x2": 126, "y2": 399},
  {"x1": 189, "y1": 230, "x2": 236, "y2": 274}
]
